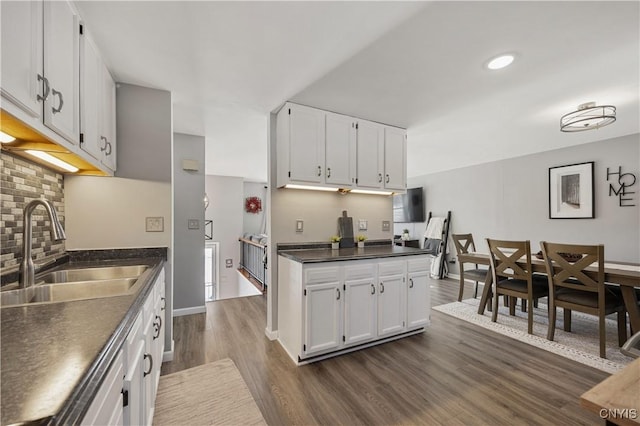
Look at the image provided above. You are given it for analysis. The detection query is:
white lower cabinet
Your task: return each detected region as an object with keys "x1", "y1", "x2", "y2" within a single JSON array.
[
  {"x1": 278, "y1": 255, "x2": 429, "y2": 364},
  {"x1": 377, "y1": 261, "x2": 407, "y2": 337},
  {"x1": 83, "y1": 267, "x2": 165, "y2": 426},
  {"x1": 81, "y1": 350, "x2": 124, "y2": 426}
]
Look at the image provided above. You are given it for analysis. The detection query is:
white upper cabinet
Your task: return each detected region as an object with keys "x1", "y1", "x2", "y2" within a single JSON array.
[
  {"x1": 355, "y1": 120, "x2": 384, "y2": 189},
  {"x1": 278, "y1": 103, "x2": 325, "y2": 185},
  {"x1": 1, "y1": 1, "x2": 43, "y2": 118},
  {"x1": 80, "y1": 29, "x2": 117, "y2": 171},
  {"x1": 43, "y1": 0, "x2": 80, "y2": 145},
  {"x1": 277, "y1": 102, "x2": 406, "y2": 192},
  {"x1": 383, "y1": 126, "x2": 407, "y2": 191},
  {"x1": 325, "y1": 112, "x2": 356, "y2": 187}
]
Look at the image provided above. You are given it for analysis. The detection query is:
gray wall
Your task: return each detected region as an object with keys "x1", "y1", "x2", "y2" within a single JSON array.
[
  {"x1": 173, "y1": 133, "x2": 206, "y2": 313},
  {"x1": 408, "y1": 133, "x2": 640, "y2": 273},
  {"x1": 116, "y1": 83, "x2": 172, "y2": 182}
]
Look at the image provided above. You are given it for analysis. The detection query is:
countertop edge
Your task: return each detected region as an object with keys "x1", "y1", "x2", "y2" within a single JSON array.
[
  {"x1": 49, "y1": 259, "x2": 165, "y2": 426},
  {"x1": 278, "y1": 247, "x2": 431, "y2": 263}
]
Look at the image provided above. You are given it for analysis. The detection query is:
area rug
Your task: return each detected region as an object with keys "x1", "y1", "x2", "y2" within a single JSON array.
[
  {"x1": 433, "y1": 298, "x2": 633, "y2": 374},
  {"x1": 154, "y1": 358, "x2": 267, "y2": 425}
]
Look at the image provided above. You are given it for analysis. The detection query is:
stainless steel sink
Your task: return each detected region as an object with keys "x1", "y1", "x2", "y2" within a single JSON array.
[
  {"x1": 1, "y1": 278, "x2": 141, "y2": 307},
  {"x1": 35, "y1": 265, "x2": 148, "y2": 284}
]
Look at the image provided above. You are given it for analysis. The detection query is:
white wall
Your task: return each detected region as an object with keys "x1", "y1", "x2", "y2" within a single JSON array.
[
  {"x1": 205, "y1": 175, "x2": 244, "y2": 295},
  {"x1": 243, "y1": 181, "x2": 267, "y2": 234},
  {"x1": 408, "y1": 133, "x2": 640, "y2": 272},
  {"x1": 65, "y1": 177, "x2": 171, "y2": 249}
]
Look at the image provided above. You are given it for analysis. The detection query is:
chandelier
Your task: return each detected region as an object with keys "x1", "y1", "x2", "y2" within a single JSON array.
[{"x1": 560, "y1": 102, "x2": 616, "y2": 132}]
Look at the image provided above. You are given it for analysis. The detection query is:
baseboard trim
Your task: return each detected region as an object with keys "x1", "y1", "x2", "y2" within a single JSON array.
[
  {"x1": 163, "y1": 340, "x2": 175, "y2": 362},
  {"x1": 173, "y1": 305, "x2": 206, "y2": 317},
  {"x1": 264, "y1": 327, "x2": 278, "y2": 341}
]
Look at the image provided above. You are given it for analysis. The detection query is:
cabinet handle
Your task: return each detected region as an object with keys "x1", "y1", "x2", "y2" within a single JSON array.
[
  {"x1": 51, "y1": 89, "x2": 64, "y2": 114},
  {"x1": 161, "y1": 297, "x2": 166, "y2": 311},
  {"x1": 385, "y1": 174, "x2": 390, "y2": 184},
  {"x1": 100, "y1": 136, "x2": 108, "y2": 151},
  {"x1": 327, "y1": 167, "x2": 331, "y2": 178},
  {"x1": 371, "y1": 283, "x2": 375, "y2": 295},
  {"x1": 105, "y1": 141, "x2": 112, "y2": 156},
  {"x1": 380, "y1": 283, "x2": 385, "y2": 294},
  {"x1": 143, "y1": 353, "x2": 153, "y2": 377},
  {"x1": 153, "y1": 314, "x2": 163, "y2": 339},
  {"x1": 336, "y1": 288, "x2": 341, "y2": 300},
  {"x1": 378, "y1": 173, "x2": 382, "y2": 183},
  {"x1": 37, "y1": 74, "x2": 50, "y2": 102},
  {"x1": 409, "y1": 278, "x2": 414, "y2": 288},
  {"x1": 317, "y1": 166, "x2": 322, "y2": 176}
]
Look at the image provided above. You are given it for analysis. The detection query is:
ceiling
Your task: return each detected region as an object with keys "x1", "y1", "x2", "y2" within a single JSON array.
[{"x1": 74, "y1": 1, "x2": 639, "y2": 182}]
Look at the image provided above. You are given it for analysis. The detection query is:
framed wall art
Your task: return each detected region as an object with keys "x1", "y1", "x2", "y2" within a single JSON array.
[{"x1": 549, "y1": 161, "x2": 594, "y2": 219}]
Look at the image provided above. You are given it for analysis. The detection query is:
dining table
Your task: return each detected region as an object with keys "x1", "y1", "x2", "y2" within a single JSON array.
[{"x1": 456, "y1": 252, "x2": 640, "y2": 333}]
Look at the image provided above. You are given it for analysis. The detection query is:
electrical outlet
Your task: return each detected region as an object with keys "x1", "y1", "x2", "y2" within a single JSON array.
[
  {"x1": 188, "y1": 219, "x2": 200, "y2": 229},
  {"x1": 225, "y1": 259, "x2": 233, "y2": 268},
  {"x1": 358, "y1": 219, "x2": 368, "y2": 231},
  {"x1": 146, "y1": 217, "x2": 164, "y2": 232},
  {"x1": 296, "y1": 220, "x2": 304, "y2": 233},
  {"x1": 382, "y1": 220, "x2": 390, "y2": 231}
]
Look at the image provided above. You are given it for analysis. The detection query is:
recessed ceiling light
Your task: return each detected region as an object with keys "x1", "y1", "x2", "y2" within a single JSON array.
[{"x1": 486, "y1": 54, "x2": 515, "y2": 70}]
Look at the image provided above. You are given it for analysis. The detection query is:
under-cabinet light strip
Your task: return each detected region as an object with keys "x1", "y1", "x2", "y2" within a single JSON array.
[{"x1": 25, "y1": 150, "x2": 79, "y2": 173}]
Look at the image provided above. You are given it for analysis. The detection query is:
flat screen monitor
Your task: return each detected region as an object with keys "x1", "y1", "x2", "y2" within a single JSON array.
[{"x1": 393, "y1": 187, "x2": 425, "y2": 223}]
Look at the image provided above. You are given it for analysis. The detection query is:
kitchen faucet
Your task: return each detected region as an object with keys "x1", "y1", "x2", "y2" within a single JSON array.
[{"x1": 20, "y1": 199, "x2": 66, "y2": 288}]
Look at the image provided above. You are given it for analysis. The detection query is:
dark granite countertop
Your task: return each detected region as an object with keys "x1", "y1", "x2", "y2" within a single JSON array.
[
  {"x1": 278, "y1": 245, "x2": 431, "y2": 263},
  {"x1": 0, "y1": 249, "x2": 166, "y2": 425}
]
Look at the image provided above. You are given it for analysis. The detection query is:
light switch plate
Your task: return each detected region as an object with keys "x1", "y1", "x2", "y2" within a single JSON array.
[
  {"x1": 188, "y1": 219, "x2": 200, "y2": 229},
  {"x1": 146, "y1": 217, "x2": 164, "y2": 232},
  {"x1": 296, "y1": 220, "x2": 304, "y2": 233},
  {"x1": 225, "y1": 259, "x2": 233, "y2": 268},
  {"x1": 358, "y1": 220, "x2": 368, "y2": 231},
  {"x1": 382, "y1": 220, "x2": 390, "y2": 231}
]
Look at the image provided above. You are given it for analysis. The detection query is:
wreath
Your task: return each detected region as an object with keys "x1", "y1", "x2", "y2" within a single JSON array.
[{"x1": 245, "y1": 196, "x2": 262, "y2": 214}]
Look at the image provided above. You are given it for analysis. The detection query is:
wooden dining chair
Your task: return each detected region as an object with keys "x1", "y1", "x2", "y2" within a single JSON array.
[
  {"x1": 540, "y1": 242, "x2": 627, "y2": 359},
  {"x1": 486, "y1": 239, "x2": 549, "y2": 335},
  {"x1": 451, "y1": 234, "x2": 489, "y2": 302}
]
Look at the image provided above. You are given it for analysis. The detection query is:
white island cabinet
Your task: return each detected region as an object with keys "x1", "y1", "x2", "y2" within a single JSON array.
[{"x1": 278, "y1": 252, "x2": 430, "y2": 364}]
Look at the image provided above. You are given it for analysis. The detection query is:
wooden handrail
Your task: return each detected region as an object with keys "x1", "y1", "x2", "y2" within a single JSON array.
[{"x1": 238, "y1": 237, "x2": 266, "y2": 249}]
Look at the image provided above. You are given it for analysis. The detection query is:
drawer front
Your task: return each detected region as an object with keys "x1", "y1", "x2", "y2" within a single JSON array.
[
  {"x1": 407, "y1": 256, "x2": 429, "y2": 273},
  {"x1": 343, "y1": 263, "x2": 375, "y2": 280},
  {"x1": 304, "y1": 266, "x2": 340, "y2": 285},
  {"x1": 378, "y1": 260, "x2": 405, "y2": 276}
]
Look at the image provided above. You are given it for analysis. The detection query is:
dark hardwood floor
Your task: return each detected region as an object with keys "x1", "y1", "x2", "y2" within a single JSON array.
[{"x1": 161, "y1": 277, "x2": 608, "y2": 425}]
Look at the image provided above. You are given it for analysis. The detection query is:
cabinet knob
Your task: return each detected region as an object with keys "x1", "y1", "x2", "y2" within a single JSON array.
[
  {"x1": 51, "y1": 89, "x2": 64, "y2": 114},
  {"x1": 37, "y1": 74, "x2": 50, "y2": 102}
]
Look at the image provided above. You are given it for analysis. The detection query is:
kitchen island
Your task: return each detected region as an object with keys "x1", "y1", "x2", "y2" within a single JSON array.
[
  {"x1": 278, "y1": 244, "x2": 431, "y2": 364},
  {"x1": 0, "y1": 248, "x2": 167, "y2": 425}
]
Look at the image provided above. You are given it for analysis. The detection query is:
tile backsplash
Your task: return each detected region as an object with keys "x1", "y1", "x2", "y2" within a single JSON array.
[{"x1": 1, "y1": 151, "x2": 66, "y2": 271}]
